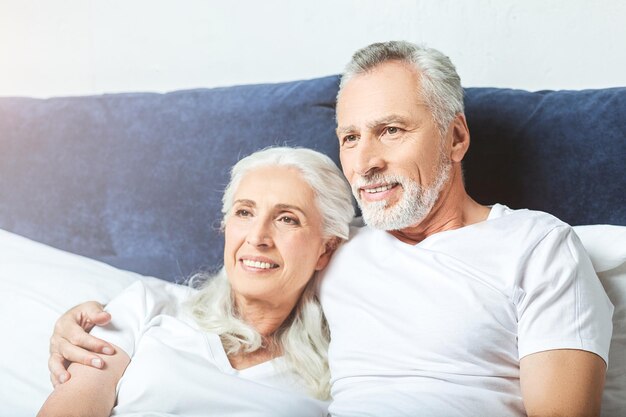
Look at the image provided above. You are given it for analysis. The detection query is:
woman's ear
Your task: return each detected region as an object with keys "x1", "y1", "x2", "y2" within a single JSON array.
[{"x1": 315, "y1": 237, "x2": 341, "y2": 271}]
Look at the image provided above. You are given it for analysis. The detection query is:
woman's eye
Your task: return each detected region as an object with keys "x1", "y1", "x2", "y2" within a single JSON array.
[
  {"x1": 278, "y1": 216, "x2": 300, "y2": 225},
  {"x1": 343, "y1": 134, "x2": 358, "y2": 144},
  {"x1": 235, "y1": 209, "x2": 251, "y2": 217}
]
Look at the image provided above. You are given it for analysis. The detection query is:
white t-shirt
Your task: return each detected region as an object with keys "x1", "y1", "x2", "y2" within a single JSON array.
[
  {"x1": 320, "y1": 204, "x2": 613, "y2": 417},
  {"x1": 92, "y1": 280, "x2": 329, "y2": 417}
]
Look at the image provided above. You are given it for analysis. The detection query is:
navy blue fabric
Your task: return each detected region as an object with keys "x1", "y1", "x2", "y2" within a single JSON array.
[
  {"x1": 0, "y1": 77, "x2": 624, "y2": 281},
  {"x1": 463, "y1": 87, "x2": 626, "y2": 226},
  {"x1": 0, "y1": 76, "x2": 341, "y2": 281}
]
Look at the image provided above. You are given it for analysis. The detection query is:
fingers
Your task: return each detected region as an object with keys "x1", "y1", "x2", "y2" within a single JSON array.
[
  {"x1": 65, "y1": 341, "x2": 105, "y2": 367},
  {"x1": 90, "y1": 310, "x2": 112, "y2": 326},
  {"x1": 49, "y1": 353, "x2": 70, "y2": 387},
  {"x1": 68, "y1": 330, "x2": 116, "y2": 356},
  {"x1": 73, "y1": 301, "x2": 111, "y2": 328},
  {"x1": 50, "y1": 322, "x2": 116, "y2": 358},
  {"x1": 48, "y1": 301, "x2": 116, "y2": 386},
  {"x1": 55, "y1": 335, "x2": 108, "y2": 368},
  {"x1": 51, "y1": 302, "x2": 115, "y2": 355}
]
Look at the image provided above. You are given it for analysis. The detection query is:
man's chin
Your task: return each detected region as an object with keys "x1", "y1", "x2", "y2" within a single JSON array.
[
  {"x1": 360, "y1": 202, "x2": 431, "y2": 231},
  {"x1": 361, "y1": 209, "x2": 409, "y2": 231}
]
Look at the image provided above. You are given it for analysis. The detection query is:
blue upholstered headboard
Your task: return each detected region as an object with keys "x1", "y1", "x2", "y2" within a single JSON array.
[{"x1": 1, "y1": 76, "x2": 624, "y2": 281}]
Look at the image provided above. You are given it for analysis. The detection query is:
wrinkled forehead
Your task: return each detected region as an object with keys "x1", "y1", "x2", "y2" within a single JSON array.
[
  {"x1": 338, "y1": 61, "x2": 424, "y2": 102},
  {"x1": 336, "y1": 64, "x2": 427, "y2": 130},
  {"x1": 234, "y1": 166, "x2": 317, "y2": 208}
]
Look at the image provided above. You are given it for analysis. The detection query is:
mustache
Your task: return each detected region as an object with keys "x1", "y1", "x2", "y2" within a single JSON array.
[{"x1": 352, "y1": 173, "x2": 406, "y2": 190}]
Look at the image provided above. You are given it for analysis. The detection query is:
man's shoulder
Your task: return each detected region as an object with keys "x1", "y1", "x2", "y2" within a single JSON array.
[
  {"x1": 466, "y1": 205, "x2": 579, "y2": 258},
  {"x1": 488, "y1": 204, "x2": 570, "y2": 234}
]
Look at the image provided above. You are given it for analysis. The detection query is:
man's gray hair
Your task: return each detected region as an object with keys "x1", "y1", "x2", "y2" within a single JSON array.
[{"x1": 339, "y1": 41, "x2": 464, "y2": 137}]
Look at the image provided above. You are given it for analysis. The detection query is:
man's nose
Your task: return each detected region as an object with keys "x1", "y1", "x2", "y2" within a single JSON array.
[{"x1": 354, "y1": 136, "x2": 385, "y2": 177}]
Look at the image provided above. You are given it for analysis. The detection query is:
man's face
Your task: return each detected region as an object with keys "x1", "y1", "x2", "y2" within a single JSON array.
[{"x1": 336, "y1": 61, "x2": 451, "y2": 230}]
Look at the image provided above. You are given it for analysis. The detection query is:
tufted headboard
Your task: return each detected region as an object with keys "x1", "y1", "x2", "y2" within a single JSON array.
[{"x1": 1, "y1": 76, "x2": 625, "y2": 281}]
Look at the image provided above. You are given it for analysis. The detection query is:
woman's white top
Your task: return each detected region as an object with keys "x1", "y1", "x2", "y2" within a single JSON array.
[{"x1": 92, "y1": 280, "x2": 329, "y2": 417}]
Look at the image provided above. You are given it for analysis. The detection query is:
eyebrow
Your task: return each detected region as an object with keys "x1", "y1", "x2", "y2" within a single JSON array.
[
  {"x1": 336, "y1": 114, "x2": 408, "y2": 135},
  {"x1": 275, "y1": 203, "x2": 307, "y2": 216},
  {"x1": 234, "y1": 199, "x2": 256, "y2": 207},
  {"x1": 233, "y1": 200, "x2": 307, "y2": 216}
]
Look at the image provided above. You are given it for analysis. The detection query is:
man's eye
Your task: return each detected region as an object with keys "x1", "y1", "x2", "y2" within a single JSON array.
[
  {"x1": 385, "y1": 126, "x2": 400, "y2": 135},
  {"x1": 343, "y1": 134, "x2": 358, "y2": 144}
]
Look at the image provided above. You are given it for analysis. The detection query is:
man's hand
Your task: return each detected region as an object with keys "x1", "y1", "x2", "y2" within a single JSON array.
[{"x1": 49, "y1": 301, "x2": 116, "y2": 387}]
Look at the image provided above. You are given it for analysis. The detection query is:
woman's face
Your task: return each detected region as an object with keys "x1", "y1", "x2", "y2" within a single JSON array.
[{"x1": 224, "y1": 165, "x2": 333, "y2": 310}]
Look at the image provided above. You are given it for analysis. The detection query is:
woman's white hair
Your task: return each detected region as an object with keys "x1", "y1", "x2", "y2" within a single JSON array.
[
  {"x1": 187, "y1": 146, "x2": 355, "y2": 400},
  {"x1": 339, "y1": 40, "x2": 464, "y2": 138}
]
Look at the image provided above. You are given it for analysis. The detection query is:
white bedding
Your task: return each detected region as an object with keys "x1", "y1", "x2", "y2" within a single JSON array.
[{"x1": 0, "y1": 225, "x2": 624, "y2": 417}]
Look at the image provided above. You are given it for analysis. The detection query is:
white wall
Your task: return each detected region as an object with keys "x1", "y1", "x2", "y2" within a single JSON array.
[{"x1": 1, "y1": 0, "x2": 625, "y2": 98}]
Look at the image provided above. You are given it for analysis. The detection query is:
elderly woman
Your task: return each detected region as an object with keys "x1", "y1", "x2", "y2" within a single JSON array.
[{"x1": 38, "y1": 147, "x2": 354, "y2": 417}]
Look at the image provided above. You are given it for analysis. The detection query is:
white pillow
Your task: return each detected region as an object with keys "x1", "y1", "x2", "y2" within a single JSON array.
[
  {"x1": 573, "y1": 225, "x2": 626, "y2": 417},
  {"x1": 573, "y1": 225, "x2": 626, "y2": 272},
  {"x1": 598, "y1": 262, "x2": 626, "y2": 417},
  {"x1": 0, "y1": 229, "x2": 160, "y2": 417}
]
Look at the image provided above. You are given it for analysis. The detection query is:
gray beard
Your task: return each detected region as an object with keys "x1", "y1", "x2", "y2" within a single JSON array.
[{"x1": 353, "y1": 161, "x2": 451, "y2": 231}]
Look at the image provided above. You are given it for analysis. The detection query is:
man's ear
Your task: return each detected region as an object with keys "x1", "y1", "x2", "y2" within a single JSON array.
[
  {"x1": 449, "y1": 113, "x2": 471, "y2": 163},
  {"x1": 315, "y1": 237, "x2": 341, "y2": 271}
]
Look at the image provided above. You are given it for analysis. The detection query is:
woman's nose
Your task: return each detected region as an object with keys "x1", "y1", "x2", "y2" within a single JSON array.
[{"x1": 246, "y1": 219, "x2": 273, "y2": 247}]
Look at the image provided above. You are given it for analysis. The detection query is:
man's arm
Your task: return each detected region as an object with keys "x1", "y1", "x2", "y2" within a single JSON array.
[
  {"x1": 520, "y1": 349, "x2": 606, "y2": 417},
  {"x1": 38, "y1": 346, "x2": 130, "y2": 417},
  {"x1": 49, "y1": 302, "x2": 117, "y2": 386},
  {"x1": 516, "y1": 226, "x2": 612, "y2": 417}
]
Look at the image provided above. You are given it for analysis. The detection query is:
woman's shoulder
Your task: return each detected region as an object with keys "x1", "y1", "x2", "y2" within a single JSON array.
[
  {"x1": 140, "y1": 277, "x2": 197, "y2": 301},
  {"x1": 111, "y1": 278, "x2": 197, "y2": 320}
]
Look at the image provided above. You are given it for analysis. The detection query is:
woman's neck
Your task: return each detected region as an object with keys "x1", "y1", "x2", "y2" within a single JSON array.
[
  {"x1": 234, "y1": 294, "x2": 295, "y2": 337},
  {"x1": 227, "y1": 340, "x2": 281, "y2": 370}
]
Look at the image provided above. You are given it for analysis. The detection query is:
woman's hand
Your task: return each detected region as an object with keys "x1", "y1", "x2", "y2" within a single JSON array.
[{"x1": 49, "y1": 301, "x2": 116, "y2": 387}]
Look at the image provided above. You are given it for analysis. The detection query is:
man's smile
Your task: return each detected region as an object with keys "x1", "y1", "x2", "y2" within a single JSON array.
[{"x1": 359, "y1": 182, "x2": 400, "y2": 202}]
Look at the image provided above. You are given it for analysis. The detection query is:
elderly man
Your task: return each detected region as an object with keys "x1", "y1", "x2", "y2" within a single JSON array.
[
  {"x1": 318, "y1": 41, "x2": 613, "y2": 417},
  {"x1": 49, "y1": 41, "x2": 613, "y2": 417}
]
